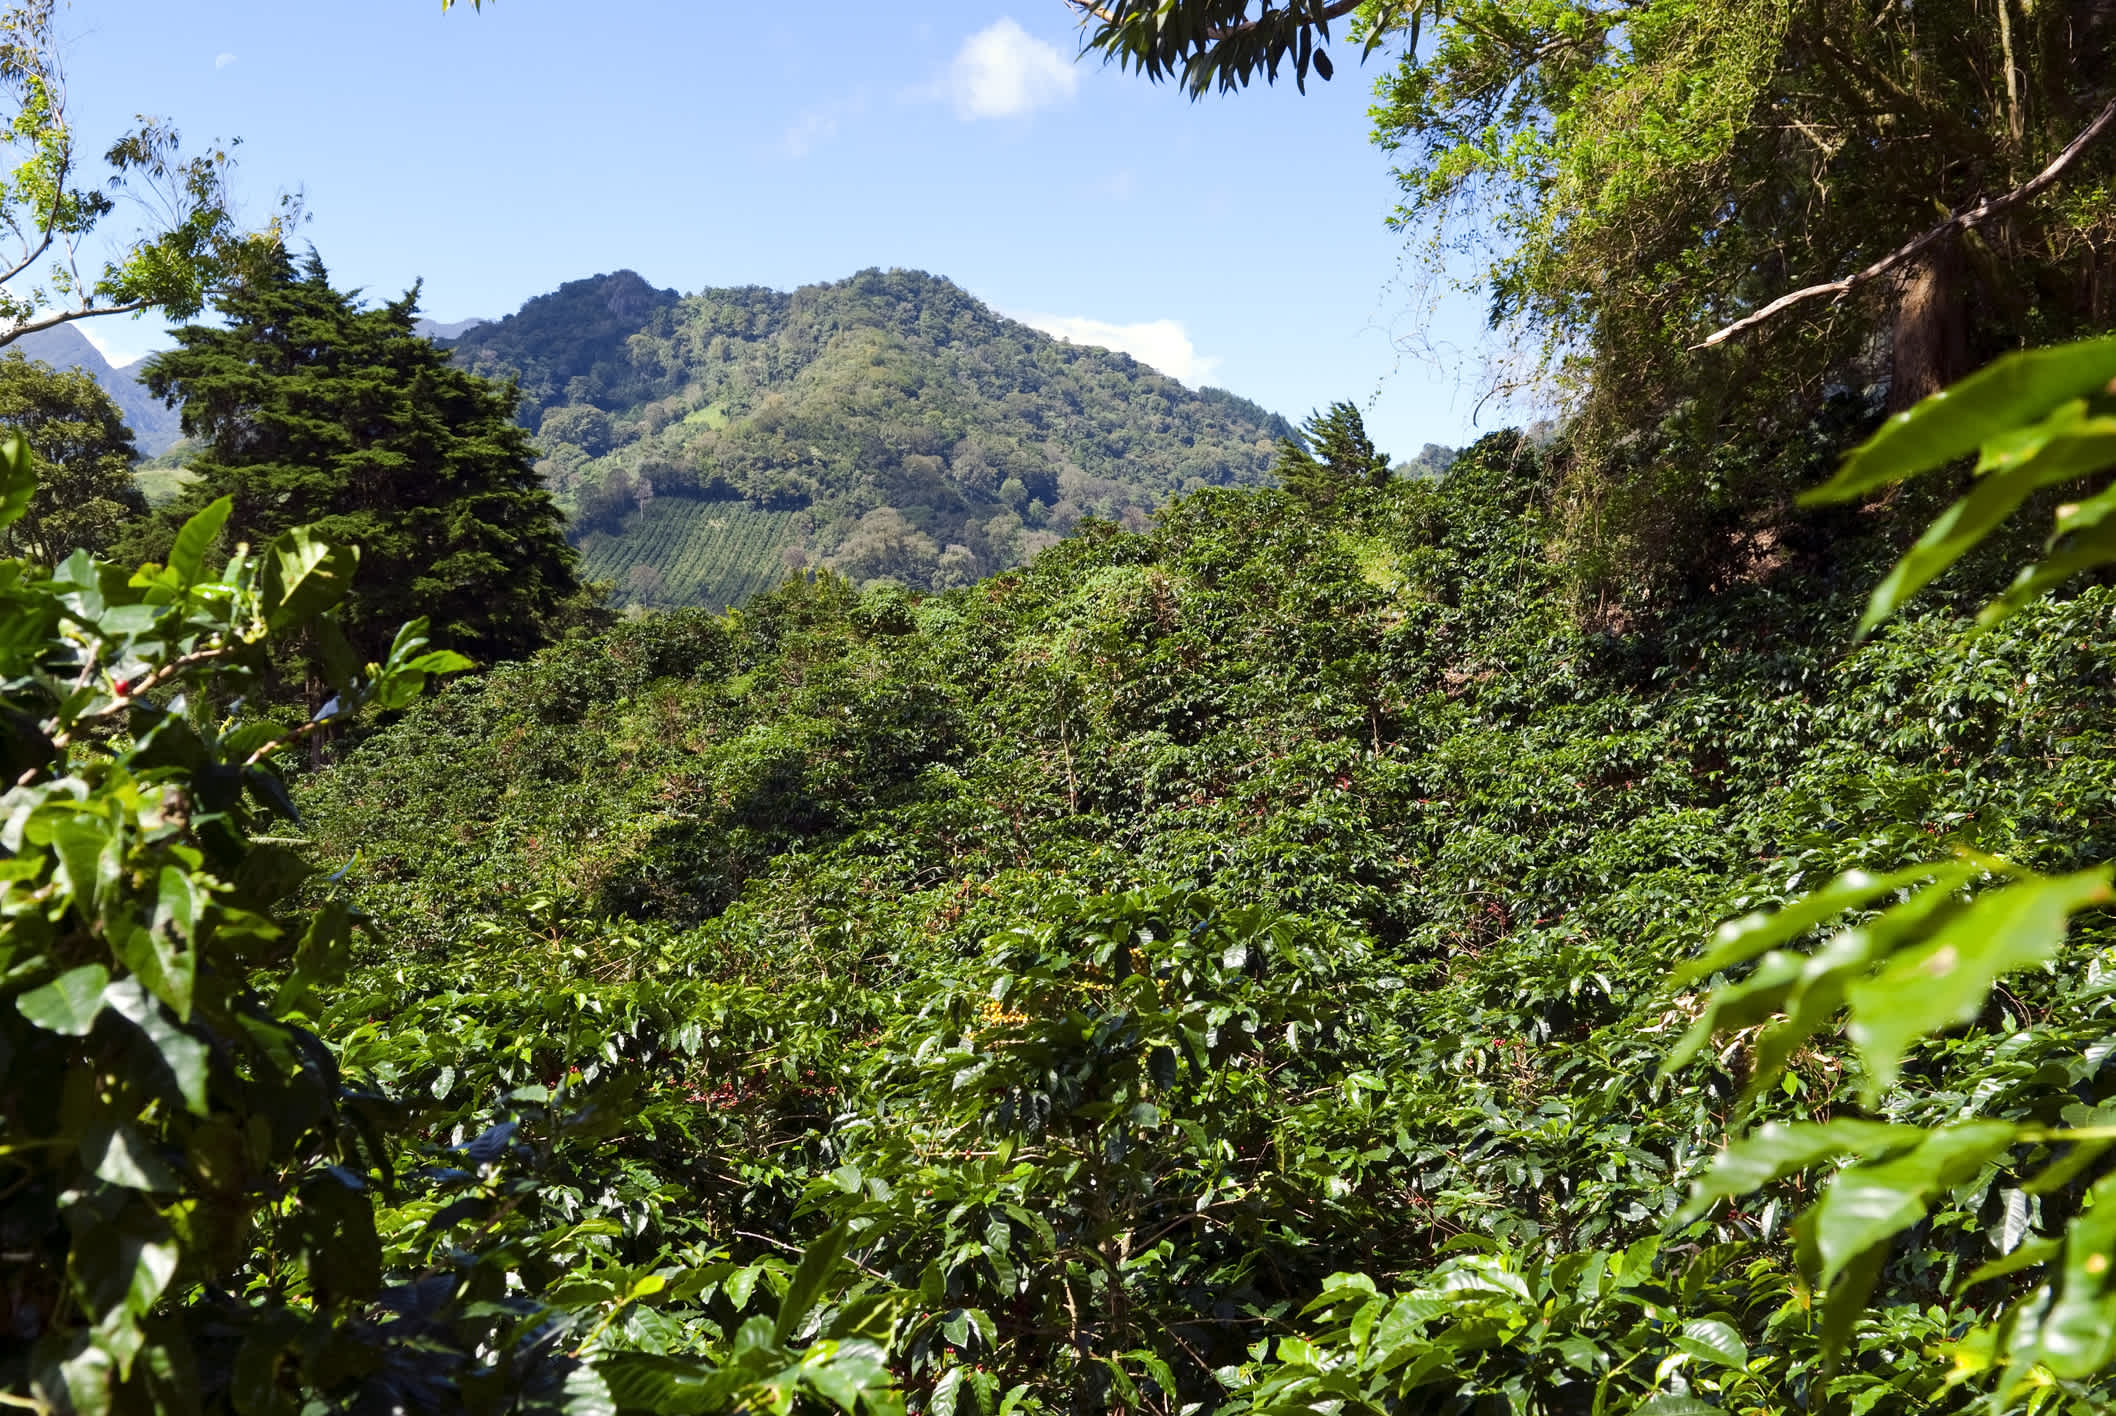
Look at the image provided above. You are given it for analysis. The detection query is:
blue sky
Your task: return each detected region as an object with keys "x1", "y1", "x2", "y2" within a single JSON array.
[{"x1": 63, "y1": 1, "x2": 1492, "y2": 454}]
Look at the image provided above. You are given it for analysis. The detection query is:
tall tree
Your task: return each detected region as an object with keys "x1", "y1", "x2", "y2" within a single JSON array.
[
  {"x1": 1273, "y1": 400, "x2": 1390, "y2": 507},
  {"x1": 0, "y1": 352, "x2": 143, "y2": 563},
  {"x1": 1073, "y1": 0, "x2": 2116, "y2": 598},
  {"x1": 137, "y1": 248, "x2": 590, "y2": 683},
  {"x1": 0, "y1": 0, "x2": 273, "y2": 345}
]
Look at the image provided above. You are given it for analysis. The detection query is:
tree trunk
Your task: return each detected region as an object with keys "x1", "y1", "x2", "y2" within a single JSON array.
[{"x1": 1890, "y1": 236, "x2": 1971, "y2": 412}]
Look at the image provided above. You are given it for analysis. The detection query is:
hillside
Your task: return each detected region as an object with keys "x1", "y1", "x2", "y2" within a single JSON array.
[
  {"x1": 9, "y1": 323, "x2": 182, "y2": 454},
  {"x1": 301, "y1": 440, "x2": 2116, "y2": 1409},
  {"x1": 447, "y1": 268, "x2": 1292, "y2": 608}
]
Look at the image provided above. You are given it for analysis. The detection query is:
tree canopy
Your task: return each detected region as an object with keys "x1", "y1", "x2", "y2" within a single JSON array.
[
  {"x1": 0, "y1": 0, "x2": 277, "y2": 347},
  {"x1": 0, "y1": 352, "x2": 143, "y2": 564},
  {"x1": 1273, "y1": 400, "x2": 1392, "y2": 506},
  {"x1": 1076, "y1": 0, "x2": 2116, "y2": 601},
  {"x1": 134, "y1": 248, "x2": 591, "y2": 685}
]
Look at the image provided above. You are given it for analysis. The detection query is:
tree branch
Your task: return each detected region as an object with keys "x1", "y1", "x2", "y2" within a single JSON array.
[
  {"x1": 0, "y1": 297, "x2": 153, "y2": 350},
  {"x1": 1694, "y1": 94, "x2": 2116, "y2": 350},
  {"x1": 1066, "y1": 0, "x2": 1365, "y2": 44}
]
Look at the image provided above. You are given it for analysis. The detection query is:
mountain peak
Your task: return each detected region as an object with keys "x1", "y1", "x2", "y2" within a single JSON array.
[
  {"x1": 449, "y1": 266, "x2": 1291, "y2": 611},
  {"x1": 7, "y1": 324, "x2": 182, "y2": 454}
]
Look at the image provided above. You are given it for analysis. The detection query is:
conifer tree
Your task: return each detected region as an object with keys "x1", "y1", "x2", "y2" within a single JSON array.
[
  {"x1": 1273, "y1": 400, "x2": 1390, "y2": 507},
  {"x1": 135, "y1": 248, "x2": 588, "y2": 679}
]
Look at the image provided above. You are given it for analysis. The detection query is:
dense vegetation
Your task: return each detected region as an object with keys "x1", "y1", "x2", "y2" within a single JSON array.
[
  {"x1": 1080, "y1": 0, "x2": 2116, "y2": 604},
  {"x1": 447, "y1": 268, "x2": 1292, "y2": 607},
  {"x1": 17, "y1": 2, "x2": 2116, "y2": 1412},
  {"x1": 0, "y1": 352, "x2": 145, "y2": 564},
  {"x1": 264, "y1": 414, "x2": 2114, "y2": 1411}
]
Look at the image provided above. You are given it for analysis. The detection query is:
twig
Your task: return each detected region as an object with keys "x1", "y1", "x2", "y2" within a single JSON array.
[
  {"x1": 1694, "y1": 94, "x2": 2116, "y2": 349},
  {"x1": 731, "y1": 1228, "x2": 891, "y2": 1283}
]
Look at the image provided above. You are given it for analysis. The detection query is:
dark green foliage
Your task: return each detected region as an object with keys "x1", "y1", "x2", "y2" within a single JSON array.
[
  {"x1": 0, "y1": 441, "x2": 898, "y2": 1416},
  {"x1": 10, "y1": 324, "x2": 183, "y2": 455},
  {"x1": 1273, "y1": 400, "x2": 1391, "y2": 506},
  {"x1": 132, "y1": 248, "x2": 591, "y2": 682},
  {"x1": 0, "y1": 352, "x2": 145, "y2": 564},
  {"x1": 449, "y1": 267, "x2": 1291, "y2": 602},
  {"x1": 294, "y1": 418, "x2": 2116, "y2": 1410}
]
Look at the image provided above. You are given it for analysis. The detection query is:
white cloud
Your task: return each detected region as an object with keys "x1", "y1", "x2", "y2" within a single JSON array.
[
  {"x1": 214, "y1": 52, "x2": 236, "y2": 70},
  {"x1": 75, "y1": 320, "x2": 157, "y2": 369},
  {"x1": 781, "y1": 108, "x2": 838, "y2": 158},
  {"x1": 946, "y1": 19, "x2": 1076, "y2": 119},
  {"x1": 1014, "y1": 312, "x2": 1220, "y2": 384}
]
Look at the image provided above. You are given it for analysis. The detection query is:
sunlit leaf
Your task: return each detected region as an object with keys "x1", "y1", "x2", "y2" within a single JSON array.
[
  {"x1": 0, "y1": 436, "x2": 32, "y2": 529},
  {"x1": 1810, "y1": 1122, "x2": 2015, "y2": 1284},
  {"x1": 1845, "y1": 867, "x2": 2112, "y2": 1096},
  {"x1": 168, "y1": 495, "x2": 232, "y2": 587},
  {"x1": 18, "y1": 964, "x2": 109, "y2": 1036},
  {"x1": 1810, "y1": 337, "x2": 2116, "y2": 501}
]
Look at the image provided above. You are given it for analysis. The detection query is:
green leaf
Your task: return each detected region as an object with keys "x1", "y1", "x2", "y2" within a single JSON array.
[
  {"x1": 1678, "y1": 862, "x2": 1969, "y2": 985},
  {"x1": 103, "y1": 978, "x2": 209, "y2": 1117},
  {"x1": 774, "y1": 1224, "x2": 849, "y2": 1347},
  {"x1": 1662, "y1": 949, "x2": 1803, "y2": 1074},
  {"x1": 1845, "y1": 867, "x2": 2112, "y2": 1096},
  {"x1": 1634, "y1": 1399, "x2": 1722, "y2": 1416},
  {"x1": 0, "y1": 435, "x2": 33, "y2": 529},
  {"x1": 260, "y1": 527, "x2": 358, "y2": 630},
  {"x1": 1814, "y1": 1232, "x2": 1890, "y2": 1377},
  {"x1": 168, "y1": 495, "x2": 232, "y2": 587},
  {"x1": 67, "y1": 1213, "x2": 178, "y2": 1324},
  {"x1": 1960, "y1": 1236, "x2": 2061, "y2": 1292},
  {"x1": 18, "y1": 964, "x2": 110, "y2": 1036},
  {"x1": 929, "y1": 1367, "x2": 963, "y2": 1416},
  {"x1": 1681, "y1": 1120, "x2": 1921, "y2": 1220},
  {"x1": 1854, "y1": 459, "x2": 2051, "y2": 636},
  {"x1": 1811, "y1": 1122, "x2": 2017, "y2": 1284},
  {"x1": 724, "y1": 1263, "x2": 762, "y2": 1312},
  {"x1": 2018, "y1": 1173, "x2": 2116, "y2": 1379},
  {"x1": 1979, "y1": 518, "x2": 2116, "y2": 626},
  {"x1": 1672, "y1": 1317, "x2": 1748, "y2": 1371},
  {"x1": 560, "y1": 1363, "x2": 618, "y2": 1416},
  {"x1": 53, "y1": 1333, "x2": 116, "y2": 1416},
  {"x1": 82, "y1": 1119, "x2": 180, "y2": 1191},
  {"x1": 1810, "y1": 336, "x2": 2116, "y2": 501},
  {"x1": 1743, "y1": 879, "x2": 1976, "y2": 1101},
  {"x1": 597, "y1": 1354, "x2": 729, "y2": 1416},
  {"x1": 297, "y1": 1171, "x2": 382, "y2": 1300},
  {"x1": 50, "y1": 813, "x2": 113, "y2": 911},
  {"x1": 401, "y1": 649, "x2": 474, "y2": 675}
]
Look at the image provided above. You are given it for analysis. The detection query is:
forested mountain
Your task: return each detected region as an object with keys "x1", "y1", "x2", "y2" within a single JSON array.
[
  {"x1": 446, "y1": 268, "x2": 1292, "y2": 607},
  {"x1": 9, "y1": 324, "x2": 182, "y2": 454}
]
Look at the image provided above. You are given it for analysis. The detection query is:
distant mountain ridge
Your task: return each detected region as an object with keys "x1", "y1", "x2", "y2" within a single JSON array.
[
  {"x1": 414, "y1": 316, "x2": 488, "y2": 341},
  {"x1": 8, "y1": 324, "x2": 182, "y2": 455},
  {"x1": 447, "y1": 268, "x2": 1294, "y2": 608}
]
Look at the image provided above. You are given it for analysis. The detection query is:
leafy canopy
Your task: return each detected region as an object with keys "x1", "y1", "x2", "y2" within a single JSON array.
[
  {"x1": 134, "y1": 247, "x2": 593, "y2": 683},
  {"x1": 0, "y1": 0, "x2": 283, "y2": 346},
  {"x1": 0, "y1": 351, "x2": 143, "y2": 565}
]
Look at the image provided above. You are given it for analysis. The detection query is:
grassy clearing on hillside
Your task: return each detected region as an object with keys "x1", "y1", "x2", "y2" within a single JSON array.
[
  {"x1": 132, "y1": 462, "x2": 199, "y2": 507},
  {"x1": 577, "y1": 495, "x2": 802, "y2": 610}
]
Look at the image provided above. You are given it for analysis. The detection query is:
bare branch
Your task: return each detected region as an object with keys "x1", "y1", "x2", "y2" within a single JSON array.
[
  {"x1": 1695, "y1": 94, "x2": 2116, "y2": 350},
  {"x1": 0, "y1": 222, "x2": 58, "y2": 293},
  {"x1": 0, "y1": 297, "x2": 152, "y2": 350}
]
